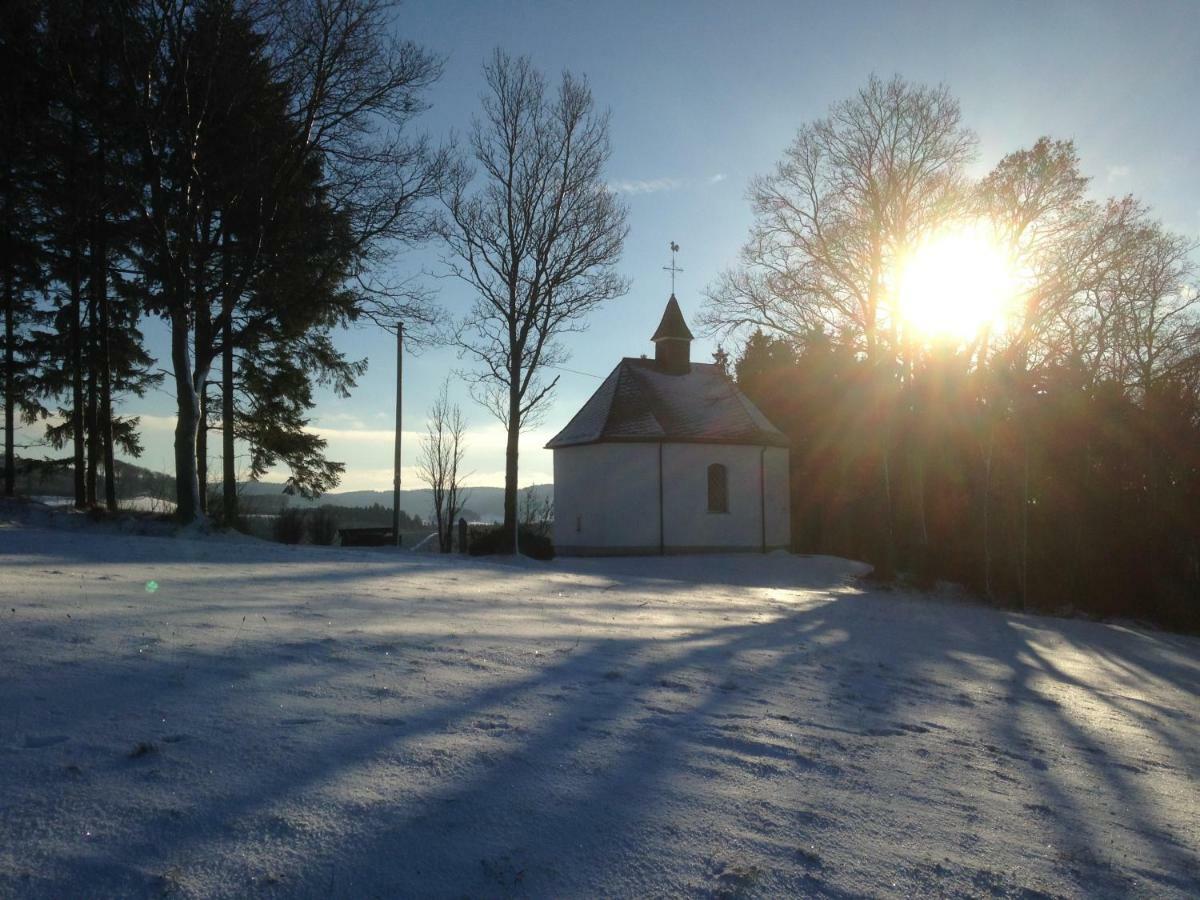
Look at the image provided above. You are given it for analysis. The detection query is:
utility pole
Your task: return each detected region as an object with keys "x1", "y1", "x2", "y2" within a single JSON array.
[{"x1": 392, "y1": 323, "x2": 403, "y2": 547}]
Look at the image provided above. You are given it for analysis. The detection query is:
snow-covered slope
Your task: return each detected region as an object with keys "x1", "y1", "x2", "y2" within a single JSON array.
[{"x1": 0, "y1": 520, "x2": 1196, "y2": 898}]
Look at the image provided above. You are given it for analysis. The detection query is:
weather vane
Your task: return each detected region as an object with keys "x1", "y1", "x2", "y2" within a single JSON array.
[{"x1": 663, "y1": 241, "x2": 683, "y2": 294}]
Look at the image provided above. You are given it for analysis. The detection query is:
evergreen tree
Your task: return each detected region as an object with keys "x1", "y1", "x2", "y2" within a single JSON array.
[
  {"x1": 0, "y1": 2, "x2": 49, "y2": 495},
  {"x1": 121, "y1": 0, "x2": 444, "y2": 523},
  {"x1": 26, "y1": 1, "x2": 158, "y2": 509}
]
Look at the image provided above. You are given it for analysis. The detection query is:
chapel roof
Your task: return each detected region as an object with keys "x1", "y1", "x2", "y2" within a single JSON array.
[
  {"x1": 650, "y1": 294, "x2": 694, "y2": 342},
  {"x1": 544, "y1": 357, "x2": 790, "y2": 449}
]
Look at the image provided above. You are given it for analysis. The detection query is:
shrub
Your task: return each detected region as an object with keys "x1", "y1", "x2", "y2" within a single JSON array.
[
  {"x1": 273, "y1": 507, "x2": 306, "y2": 544},
  {"x1": 309, "y1": 507, "x2": 339, "y2": 546},
  {"x1": 468, "y1": 525, "x2": 555, "y2": 560},
  {"x1": 209, "y1": 499, "x2": 251, "y2": 534}
]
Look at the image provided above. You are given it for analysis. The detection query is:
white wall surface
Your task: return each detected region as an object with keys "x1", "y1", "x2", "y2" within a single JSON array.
[
  {"x1": 553, "y1": 442, "x2": 790, "y2": 554},
  {"x1": 552, "y1": 443, "x2": 659, "y2": 552}
]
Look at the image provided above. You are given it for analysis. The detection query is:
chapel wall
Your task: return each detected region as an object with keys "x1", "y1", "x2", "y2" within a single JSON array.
[
  {"x1": 661, "y1": 443, "x2": 767, "y2": 550},
  {"x1": 552, "y1": 443, "x2": 659, "y2": 553},
  {"x1": 552, "y1": 442, "x2": 791, "y2": 554}
]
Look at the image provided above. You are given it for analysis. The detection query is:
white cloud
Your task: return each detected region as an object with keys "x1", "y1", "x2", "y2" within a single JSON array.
[
  {"x1": 607, "y1": 173, "x2": 729, "y2": 195},
  {"x1": 303, "y1": 424, "x2": 407, "y2": 444},
  {"x1": 135, "y1": 413, "x2": 179, "y2": 432},
  {"x1": 112, "y1": 414, "x2": 554, "y2": 491},
  {"x1": 607, "y1": 177, "x2": 685, "y2": 195},
  {"x1": 302, "y1": 421, "x2": 551, "y2": 451},
  {"x1": 1106, "y1": 164, "x2": 1131, "y2": 183}
]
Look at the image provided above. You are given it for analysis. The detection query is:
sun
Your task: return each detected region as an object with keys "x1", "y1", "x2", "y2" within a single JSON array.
[{"x1": 897, "y1": 227, "x2": 1017, "y2": 342}]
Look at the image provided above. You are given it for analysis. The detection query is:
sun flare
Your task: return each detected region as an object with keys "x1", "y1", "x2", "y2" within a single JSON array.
[{"x1": 897, "y1": 228, "x2": 1017, "y2": 342}]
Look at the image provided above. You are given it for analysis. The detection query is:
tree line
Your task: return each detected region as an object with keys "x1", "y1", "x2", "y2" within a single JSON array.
[
  {"x1": 0, "y1": 0, "x2": 447, "y2": 524},
  {"x1": 1, "y1": 2, "x2": 625, "y2": 538},
  {"x1": 711, "y1": 76, "x2": 1199, "y2": 630}
]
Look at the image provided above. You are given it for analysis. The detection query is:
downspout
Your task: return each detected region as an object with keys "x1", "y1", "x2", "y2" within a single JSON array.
[
  {"x1": 760, "y1": 447, "x2": 767, "y2": 553},
  {"x1": 658, "y1": 442, "x2": 665, "y2": 556}
]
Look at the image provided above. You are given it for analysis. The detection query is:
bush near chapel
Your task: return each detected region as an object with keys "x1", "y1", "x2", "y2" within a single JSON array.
[
  {"x1": 309, "y1": 508, "x2": 339, "y2": 546},
  {"x1": 468, "y1": 525, "x2": 555, "y2": 560},
  {"x1": 273, "y1": 508, "x2": 307, "y2": 545}
]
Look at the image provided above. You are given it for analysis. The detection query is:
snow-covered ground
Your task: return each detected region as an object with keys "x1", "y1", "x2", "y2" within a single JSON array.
[
  {"x1": 30, "y1": 495, "x2": 177, "y2": 513},
  {"x1": 0, "y1": 512, "x2": 1197, "y2": 898}
]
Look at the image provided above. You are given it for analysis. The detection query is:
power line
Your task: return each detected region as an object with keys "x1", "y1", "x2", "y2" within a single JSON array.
[{"x1": 545, "y1": 363, "x2": 603, "y2": 380}]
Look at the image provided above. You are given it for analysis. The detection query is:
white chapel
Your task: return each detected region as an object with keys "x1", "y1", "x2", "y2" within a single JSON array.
[{"x1": 546, "y1": 295, "x2": 791, "y2": 556}]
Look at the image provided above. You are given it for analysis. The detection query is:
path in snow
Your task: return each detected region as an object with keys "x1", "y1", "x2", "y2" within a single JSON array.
[{"x1": 0, "y1": 517, "x2": 1197, "y2": 898}]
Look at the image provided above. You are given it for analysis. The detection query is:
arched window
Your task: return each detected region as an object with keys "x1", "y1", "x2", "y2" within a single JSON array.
[{"x1": 707, "y1": 463, "x2": 728, "y2": 513}]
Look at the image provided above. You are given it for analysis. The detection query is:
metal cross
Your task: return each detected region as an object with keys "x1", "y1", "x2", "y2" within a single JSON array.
[{"x1": 662, "y1": 241, "x2": 683, "y2": 294}]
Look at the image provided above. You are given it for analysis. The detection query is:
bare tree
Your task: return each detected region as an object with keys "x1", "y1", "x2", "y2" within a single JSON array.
[
  {"x1": 441, "y1": 50, "x2": 628, "y2": 534},
  {"x1": 268, "y1": 0, "x2": 450, "y2": 330},
  {"x1": 702, "y1": 75, "x2": 974, "y2": 578},
  {"x1": 977, "y1": 138, "x2": 1104, "y2": 371},
  {"x1": 701, "y1": 74, "x2": 976, "y2": 361},
  {"x1": 415, "y1": 380, "x2": 468, "y2": 553},
  {"x1": 519, "y1": 483, "x2": 553, "y2": 535},
  {"x1": 1110, "y1": 215, "x2": 1198, "y2": 393}
]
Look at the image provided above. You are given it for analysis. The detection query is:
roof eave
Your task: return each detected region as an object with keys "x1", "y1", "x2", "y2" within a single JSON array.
[{"x1": 547, "y1": 434, "x2": 790, "y2": 450}]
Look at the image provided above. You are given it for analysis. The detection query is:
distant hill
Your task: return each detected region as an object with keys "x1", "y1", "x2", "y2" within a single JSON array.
[
  {"x1": 5, "y1": 456, "x2": 173, "y2": 502},
  {"x1": 239, "y1": 481, "x2": 553, "y2": 524},
  {"x1": 7, "y1": 454, "x2": 551, "y2": 524}
]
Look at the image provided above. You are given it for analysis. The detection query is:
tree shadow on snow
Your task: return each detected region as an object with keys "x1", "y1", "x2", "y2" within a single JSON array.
[{"x1": 1, "y1": 531, "x2": 1198, "y2": 897}]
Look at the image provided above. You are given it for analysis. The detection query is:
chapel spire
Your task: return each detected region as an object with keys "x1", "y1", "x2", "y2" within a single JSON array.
[{"x1": 651, "y1": 294, "x2": 693, "y2": 374}]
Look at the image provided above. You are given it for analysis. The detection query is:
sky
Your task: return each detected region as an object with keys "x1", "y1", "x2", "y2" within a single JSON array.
[{"x1": 112, "y1": 0, "x2": 1200, "y2": 492}]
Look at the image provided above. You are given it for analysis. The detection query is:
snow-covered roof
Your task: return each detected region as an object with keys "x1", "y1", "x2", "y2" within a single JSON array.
[{"x1": 545, "y1": 358, "x2": 790, "y2": 449}]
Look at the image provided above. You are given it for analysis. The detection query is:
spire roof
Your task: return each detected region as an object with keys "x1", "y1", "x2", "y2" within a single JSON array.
[{"x1": 650, "y1": 294, "x2": 694, "y2": 342}]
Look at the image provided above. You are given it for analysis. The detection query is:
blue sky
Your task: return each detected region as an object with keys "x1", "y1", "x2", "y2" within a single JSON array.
[{"x1": 123, "y1": 0, "x2": 1200, "y2": 491}]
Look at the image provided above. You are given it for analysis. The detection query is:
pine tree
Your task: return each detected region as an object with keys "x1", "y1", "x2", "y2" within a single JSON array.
[
  {"x1": 0, "y1": 2, "x2": 50, "y2": 495},
  {"x1": 28, "y1": 2, "x2": 157, "y2": 509}
]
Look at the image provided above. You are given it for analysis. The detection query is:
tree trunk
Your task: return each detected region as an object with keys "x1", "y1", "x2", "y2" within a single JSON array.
[
  {"x1": 85, "y1": 294, "x2": 99, "y2": 506},
  {"x1": 90, "y1": 191, "x2": 115, "y2": 510},
  {"x1": 1021, "y1": 431, "x2": 1029, "y2": 611},
  {"x1": 879, "y1": 445, "x2": 895, "y2": 579},
  {"x1": 435, "y1": 498, "x2": 446, "y2": 553},
  {"x1": 503, "y1": 382, "x2": 520, "y2": 545},
  {"x1": 171, "y1": 305, "x2": 202, "y2": 522},
  {"x1": 197, "y1": 383, "x2": 208, "y2": 515},
  {"x1": 3, "y1": 269, "x2": 13, "y2": 497},
  {"x1": 193, "y1": 280, "x2": 213, "y2": 516},
  {"x1": 94, "y1": 45, "x2": 116, "y2": 513},
  {"x1": 98, "y1": 282, "x2": 116, "y2": 510},
  {"x1": 391, "y1": 324, "x2": 402, "y2": 545},
  {"x1": 69, "y1": 243, "x2": 85, "y2": 508},
  {"x1": 221, "y1": 318, "x2": 236, "y2": 523},
  {"x1": 982, "y1": 431, "x2": 993, "y2": 598}
]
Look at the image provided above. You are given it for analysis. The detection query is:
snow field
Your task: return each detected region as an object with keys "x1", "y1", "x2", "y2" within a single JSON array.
[{"x1": 0, "y1": 518, "x2": 1197, "y2": 898}]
